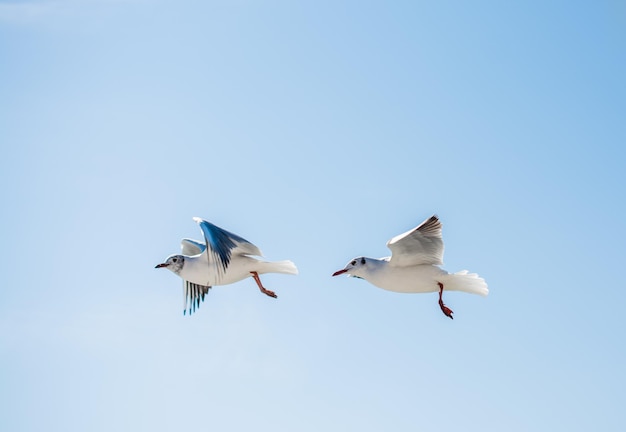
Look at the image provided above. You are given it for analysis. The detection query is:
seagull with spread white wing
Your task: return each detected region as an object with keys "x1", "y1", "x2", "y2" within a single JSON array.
[
  {"x1": 156, "y1": 217, "x2": 298, "y2": 315},
  {"x1": 332, "y1": 215, "x2": 488, "y2": 319}
]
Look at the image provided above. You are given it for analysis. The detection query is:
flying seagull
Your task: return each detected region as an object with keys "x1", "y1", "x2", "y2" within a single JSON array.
[
  {"x1": 156, "y1": 217, "x2": 298, "y2": 315},
  {"x1": 332, "y1": 215, "x2": 488, "y2": 319}
]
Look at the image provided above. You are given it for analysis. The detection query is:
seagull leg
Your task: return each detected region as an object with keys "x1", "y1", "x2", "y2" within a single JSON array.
[
  {"x1": 438, "y1": 282, "x2": 454, "y2": 319},
  {"x1": 251, "y1": 271, "x2": 278, "y2": 299}
]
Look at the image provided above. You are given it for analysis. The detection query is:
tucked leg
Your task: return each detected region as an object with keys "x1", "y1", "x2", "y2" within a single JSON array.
[
  {"x1": 438, "y1": 282, "x2": 454, "y2": 319},
  {"x1": 251, "y1": 271, "x2": 278, "y2": 298}
]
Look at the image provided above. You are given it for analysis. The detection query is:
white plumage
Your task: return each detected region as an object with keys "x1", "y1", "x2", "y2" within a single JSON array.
[
  {"x1": 156, "y1": 217, "x2": 298, "y2": 315},
  {"x1": 332, "y1": 215, "x2": 488, "y2": 319}
]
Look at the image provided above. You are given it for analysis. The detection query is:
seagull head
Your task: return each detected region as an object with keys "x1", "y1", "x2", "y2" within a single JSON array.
[
  {"x1": 155, "y1": 255, "x2": 185, "y2": 274},
  {"x1": 332, "y1": 257, "x2": 368, "y2": 278}
]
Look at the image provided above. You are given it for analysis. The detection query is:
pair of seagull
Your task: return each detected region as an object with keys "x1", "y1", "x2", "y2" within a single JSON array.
[{"x1": 156, "y1": 216, "x2": 488, "y2": 318}]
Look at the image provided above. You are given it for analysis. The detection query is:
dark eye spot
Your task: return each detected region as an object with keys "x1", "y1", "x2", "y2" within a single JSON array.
[
  {"x1": 173, "y1": 258, "x2": 178, "y2": 263},
  {"x1": 351, "y1": 260, "x2": 356, "y2": 266},
  {"x1": 361, "y1": 258, "x2": 365, "y2": 265}
]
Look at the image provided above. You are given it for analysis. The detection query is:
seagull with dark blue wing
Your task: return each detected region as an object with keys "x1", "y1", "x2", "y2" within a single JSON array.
[{"x1": 156, "y1": 217, "x2": 298, "y2": 315}]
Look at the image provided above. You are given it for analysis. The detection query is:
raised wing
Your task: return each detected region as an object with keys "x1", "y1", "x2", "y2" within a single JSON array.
[
  {"x1": 180, "y1": 238, "x2": 206, "y2": 256},
  {"x1": 193, "y1": 217, "x2": 262, "y2": 277},
  {"x1": 183, "y1": 280, "x2": 211, "y2": 316},
  {"x1": 386, "y1": 215, "x2": 444, "y2": 266}
]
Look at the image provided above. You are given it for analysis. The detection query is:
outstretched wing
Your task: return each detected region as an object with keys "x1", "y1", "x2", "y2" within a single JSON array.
[
  {"x1": 386, "y1": 215, "x2": 444, "y2": 266},
  {"x1": 183, "y1": 280, "x2": 211, "y2": 316},
  {"x1": 193, "y1": 217, "x2": 262, "y2": 278},
  {"x1": 180, "y1": 238, "x2": 206, "y2": 256}
]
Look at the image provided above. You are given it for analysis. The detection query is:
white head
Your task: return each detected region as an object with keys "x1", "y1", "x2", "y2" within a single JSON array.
[
  {"x1": 332, "y1": 257, "x2": 369, "y2": 279},
  {"x1": 155, "y1": 255, "x2": 185, "y2": 274}
]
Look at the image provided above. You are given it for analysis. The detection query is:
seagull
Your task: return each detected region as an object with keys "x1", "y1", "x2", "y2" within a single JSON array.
[
  {"x1": 332, "y1": 215, "x2": 488, "y2": 319},
  {"x1": 156, "y1": 217, "x2": 298, "y2": 315}
]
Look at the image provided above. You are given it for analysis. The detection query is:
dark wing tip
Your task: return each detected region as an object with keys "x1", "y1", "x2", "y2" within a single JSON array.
[
  {"x1": 183, "y1": 281, "x2": 212, "y2": 316},
  {"x1": 417, "y1": 215, "x2": 442, "y2": 237}
]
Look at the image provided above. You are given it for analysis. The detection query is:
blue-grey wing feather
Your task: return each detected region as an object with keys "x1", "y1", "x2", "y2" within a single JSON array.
[
  {"x1": 194, "y1": 218, "x2": 262, "y2": 274},
  {"x1": 183, "y1": 280, "x2": 211, "y2": 316},
  {"x1": 180, "y1": 238, "x2": 206, "y2": 256}
]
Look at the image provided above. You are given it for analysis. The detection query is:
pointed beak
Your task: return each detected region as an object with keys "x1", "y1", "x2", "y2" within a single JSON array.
[
  {"x1": 332, "y1": 268, "x2": 348, "y2": 277},
  {"x1": 155, "y1": 263, "x2": 169, "y2": 269}
]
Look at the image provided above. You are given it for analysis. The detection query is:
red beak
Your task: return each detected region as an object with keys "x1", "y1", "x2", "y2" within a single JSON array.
[
  {"x1": 332, "y1": 269, "x2": 348, "y2": 277},
  {"x1": 155, "y1": 263, "x2": 169, "y2": 269}
]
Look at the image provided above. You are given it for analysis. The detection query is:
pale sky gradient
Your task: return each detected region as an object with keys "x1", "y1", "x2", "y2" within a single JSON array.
[{"x1": 1, "y1": 1, "x2": 625, "y2": 431}]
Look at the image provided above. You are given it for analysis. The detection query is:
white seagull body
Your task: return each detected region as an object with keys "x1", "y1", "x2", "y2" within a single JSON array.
[
  {"x1": 332, "y1": 215, "x2": 488, "y2": 319},
  {"x1": 156, "y1": 217, "x2": 298, "y2": 315}
]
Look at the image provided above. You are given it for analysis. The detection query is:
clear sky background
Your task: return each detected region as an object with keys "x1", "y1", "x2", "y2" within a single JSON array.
[{"x1": 1, "y1": 1, "x2": 625, "y2": 431}]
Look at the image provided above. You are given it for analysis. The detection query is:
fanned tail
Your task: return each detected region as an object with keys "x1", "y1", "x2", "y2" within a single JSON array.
[
  {"x1": 258, "y1": 259, "x2": 299, "y2": 275},
  {"x1": 440, "y1": 270, "x2": 488, "y2": 296}
]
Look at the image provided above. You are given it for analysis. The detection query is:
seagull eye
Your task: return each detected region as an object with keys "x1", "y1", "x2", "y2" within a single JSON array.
[
  {"x1": 351, "y1": 260, "x2": 356, "y2": 266},
  {"x1": 173, "y1": 258, "x2": 178, "y2": 263}
]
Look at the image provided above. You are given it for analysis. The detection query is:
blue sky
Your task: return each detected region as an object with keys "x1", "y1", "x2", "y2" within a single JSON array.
[{"x1": 1, "y1": 1, "x2": 625, "y2": 431}]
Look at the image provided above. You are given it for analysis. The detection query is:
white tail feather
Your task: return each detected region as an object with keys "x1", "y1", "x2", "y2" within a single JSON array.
[
  {"x1": 259, "y1": 260, "x2": 299, "y2": 275},
  {"x1": 441, "y1": 270, "x2": 489, "y2": 296}
]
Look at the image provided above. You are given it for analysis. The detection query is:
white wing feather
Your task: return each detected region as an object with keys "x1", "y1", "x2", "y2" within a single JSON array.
[
  {"x1": 386, "y1": 215, "x2": 444, "y2": 266},
  {"x1": 180, "y1": 238, "x2": 206, "y2": 256}
]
